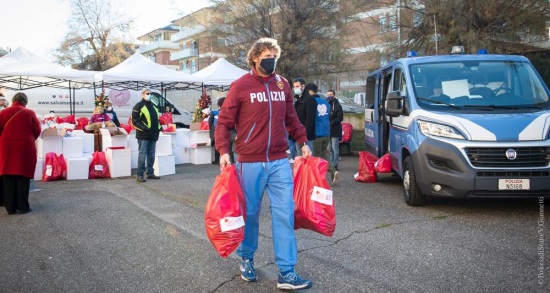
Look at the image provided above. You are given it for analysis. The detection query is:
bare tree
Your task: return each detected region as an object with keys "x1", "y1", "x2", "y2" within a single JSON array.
[
  {"x1": 54, "y1": 0, "x2": 134, "y2": 70},
  {"x1": 402, "y1": 0, "x2": 550, "y2": 55},
  {"x1": 209, "y1": 0, "x2": 354, "y2": 79}
]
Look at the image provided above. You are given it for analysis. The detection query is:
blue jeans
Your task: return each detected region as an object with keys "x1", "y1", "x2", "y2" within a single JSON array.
[
  {"x1": 236, "y1": 159, "x2": 297, "y2": 272},
  {"x1": 329, "y1": 137, "x2": 340, "y2": 168},
  {"x1": 288, "y1": 139, "x2": 296, "y2": 159},
  {"x1": 137, "y1": 139, "x2": 156, "y2": 177}
]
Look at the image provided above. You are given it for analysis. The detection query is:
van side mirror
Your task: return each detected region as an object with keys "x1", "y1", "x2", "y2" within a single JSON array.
[{"x1": 385, "y1": 91, "x2": 406, "y2": 117}]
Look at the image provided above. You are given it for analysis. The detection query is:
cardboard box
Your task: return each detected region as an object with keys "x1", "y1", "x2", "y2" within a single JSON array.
[
  {"x1": 36, "y1": 136, "x2": 63, "y2": 159},
  {"x1": 64, "y1": 157, "x2": 89, "y2": 180},
  {"x1": 34, "y1": 158, "x2": 44, "y2": 181},
  {"x1": 173, "y1": 146, "x2": 190, "y2": 164},
  {"x1": 190, "y1": 146, "x2": 211, "y2": 165},
  {"x1": 175, "y1": 128, "x2": 190, "y2": 146},
  {"x1": 189, "y1": 122, "x2": 202, "y2": 131},
  {"x1": 153, "y1": 155, "x2": 175, "y2": 176},
  {"x1": 62, "y1": 136, "x2": 83, "y2": 158},
  {"x1": 105, "y1": 147, "x2": 131, "y2": 177},
  {"x1": 127, "y1": 132, "x2": 139, "y2": 151},
  {"x1": 100, "y1": 128, "x2": 128, "y2": 152},
  {"x1": 72, "y1": 130, "x2": 94, "y2": 153},
  {"x1": 156, "y1": 134, "x2": 173, "y2": 156},
  {"x1": 131, "y1": 151, "x2": 138, "y2": 169},
  {"x1": 191, "y1": 130, "x2": 209, "y2": 145}
]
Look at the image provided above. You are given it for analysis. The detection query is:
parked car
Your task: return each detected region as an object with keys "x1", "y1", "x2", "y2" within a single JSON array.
[{"x1": 317, "y1": 93, "x2": 364, "y2": 113}]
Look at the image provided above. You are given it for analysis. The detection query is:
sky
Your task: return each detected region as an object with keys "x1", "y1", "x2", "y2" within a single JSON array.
[{"x1": 0, "y1": 0, "x2": 212, "y2": 61}]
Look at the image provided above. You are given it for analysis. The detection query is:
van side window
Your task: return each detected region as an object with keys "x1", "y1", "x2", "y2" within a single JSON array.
[
  {"x1": 366, "y1": 75, "x2": 376, "y2": 108},
  {"x1": 392, "y1": 68, "x2": 407, "y2": 94}
]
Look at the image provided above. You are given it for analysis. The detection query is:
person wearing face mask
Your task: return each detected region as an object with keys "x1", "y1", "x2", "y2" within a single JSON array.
[
  {"x1": 215, "y1": 37, "x2": 313, "y2": 290},
  {"x1": 104, "y1": 101, "x2": 120, "y2": 127},
  {"x1": 292, "y1": 77, "x2": 316, "y2": 155},
  {"x1": 326, "y1": 90, "x2": 343, "y2": 171},
  {"x1": 131, "y1": 88, "x2": 161, "y2": 182}
]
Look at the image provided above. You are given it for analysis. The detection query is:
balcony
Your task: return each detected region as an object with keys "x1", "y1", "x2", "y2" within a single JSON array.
[
  {"x1": 170, "y1": 49, "x2": 199, "y2": 61},
  {"x1": 138, "y1": 41, "x2": 180, "y2": 54},
  {"x1": 171, "y1": 26, "x2": 206, "y2": 42}
]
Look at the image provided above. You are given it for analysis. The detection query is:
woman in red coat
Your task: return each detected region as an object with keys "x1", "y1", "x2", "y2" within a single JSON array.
[{"x1": 0, "y1": 93, "x2": 41, "y2": 215}]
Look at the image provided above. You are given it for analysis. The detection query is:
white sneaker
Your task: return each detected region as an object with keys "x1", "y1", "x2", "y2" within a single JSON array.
[
  {"x1": 332, "y1": 171, "x2": 340, "y2": 184},
  {"x1": 289, "y1": 158, "x2": 294, "y2": 164}
]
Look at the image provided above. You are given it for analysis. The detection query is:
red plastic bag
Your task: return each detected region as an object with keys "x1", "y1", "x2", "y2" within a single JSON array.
[
  {"x1": 341, "y1": 123, "x2": 353, "y2": 143},
  {"x1": 204, "y1": 165, "x2": 246, "y2": 257},
  {"x1": 88, "y1": 151, "x2": 111, "y2": 179},
  {"x1": 374, "y1": 153, "x2": 392, "y2": 173},
  {"x1": 355, "y1": 151, "x2": 378, "y2": 183},
  {"x1": 293, "y1": 156, "x2": 336, "y2": 237},
  {"x1": 127, "y1": 117, "x2": 136, "y2": 130},
  {"x1": 119, "y1": 123, "x2": 132, "y2": 134},
  {"x1": 56, "y1": 114, "x2": 75, "y2": 124},
  {"x1": 42, "y1": 153, "x2": 67, "y2": 182},
  {"x1": 75, "y1": 117, "x2": 89, "y2": 130},
  {"x1": 200, "y1": 120, "x2": 209, "y2": 130},
  {"x1": 159, "y1": 112, "x2": 173, "y2": 125}
]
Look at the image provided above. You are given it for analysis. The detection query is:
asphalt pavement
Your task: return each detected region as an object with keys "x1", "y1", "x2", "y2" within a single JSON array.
[{"x1": 0, "y1": 154, "x2": 548, "y2": 293}]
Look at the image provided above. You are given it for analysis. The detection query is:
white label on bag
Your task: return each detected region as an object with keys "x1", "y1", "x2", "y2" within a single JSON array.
[
  {"x1": 94, "y1": 165, "x2": 103, "y2": 171},
  {"x1": 311, "y1": 186, "x2": 333, "y2": 206},
  {"x1": 45, "y1": 165, "x2": 52, "y2": 176},
  {"x1": 220, "y1": 216, "x2": 245, "y2": 232}
]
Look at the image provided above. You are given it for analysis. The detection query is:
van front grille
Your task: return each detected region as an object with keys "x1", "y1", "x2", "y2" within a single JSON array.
[{"x1": 465, "y1": 147, "x2": 550, "y2": 168}]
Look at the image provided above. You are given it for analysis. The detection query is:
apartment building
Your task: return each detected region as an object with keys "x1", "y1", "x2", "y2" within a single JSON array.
[{"x1": 136, "y1": 25, "x2": 181, "y2": 70}]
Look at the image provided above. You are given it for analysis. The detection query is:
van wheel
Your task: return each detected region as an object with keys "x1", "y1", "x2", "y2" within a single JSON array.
[{"x1": 403, "y1": 156, "x2": 426, "y2": 206}]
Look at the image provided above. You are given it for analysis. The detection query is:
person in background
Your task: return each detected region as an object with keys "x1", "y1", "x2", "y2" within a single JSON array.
[
  {"x1": 292, "y1": 77, "x2": 316, "y2": 155},
  {"x1": 209, "y1": 97, "x2": 225, "y2": 164},
  {"x1": 215, "y1": 37, "x2": 313, "y2": 290},
  {"x1": 132, "y1": 88, "x2": 161, "y2": 182},
  {"x1": 0, "y1": 96, "x2": 9, "y2": 110},
  {"x1": 327, "y1": 90, "x2": 343, "y2": 171},
  {"x1": 0, "y1": 96, "x2": 6, "y2": 206},
  {"x1": 0, "y1": 93, "x2": 41, "y2": 215},
  {"x1": 307, "y1": 83, "x2": 340, "y2": 184}
]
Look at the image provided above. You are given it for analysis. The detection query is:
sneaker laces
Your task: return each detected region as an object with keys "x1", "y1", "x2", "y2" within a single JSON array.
[
  {"x1": 242, "y1": 259, "x2": 254, "y2": 273},
  {"x1": 282, "y1": 271, "x2": 298, "y2": 282}
]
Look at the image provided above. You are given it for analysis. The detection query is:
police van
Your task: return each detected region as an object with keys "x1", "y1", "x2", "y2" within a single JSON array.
[
  {"x1": 365, "y1": 47, "x2": 550, "y2": 205},
  {"x1": 5, "y1": 87, "x2": 192, "y2": 127}
]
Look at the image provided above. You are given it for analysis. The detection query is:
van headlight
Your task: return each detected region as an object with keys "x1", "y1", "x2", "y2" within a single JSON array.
[{"x1": 418, "y1": 121, "x2": 465, "y2": 140}]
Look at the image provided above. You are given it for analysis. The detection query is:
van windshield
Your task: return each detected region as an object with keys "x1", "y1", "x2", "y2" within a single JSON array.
[{"x1": 410, "y1": 60, "x2": 550, "y2": 110}]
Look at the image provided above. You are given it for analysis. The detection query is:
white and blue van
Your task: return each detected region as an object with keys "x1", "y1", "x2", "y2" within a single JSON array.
[{"x1": 365, "y1": 47, "x2": 550, "y2": 205}]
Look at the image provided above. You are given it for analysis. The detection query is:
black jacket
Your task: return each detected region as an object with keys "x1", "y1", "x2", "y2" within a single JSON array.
[
  {"x1": 328, "y1": 98, "x2": 344, "y2": 139},
  {"x1": 131, "y1": 99, "x2": 161, "y2": 141},
  {"x1": 294, "y1": 92, "x2": 317, "y2": 141}
]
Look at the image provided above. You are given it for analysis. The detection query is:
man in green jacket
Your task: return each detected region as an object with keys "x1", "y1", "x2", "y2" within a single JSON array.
[{"x1": 132, "y1": 88, "x2": 161, "y2": 182}]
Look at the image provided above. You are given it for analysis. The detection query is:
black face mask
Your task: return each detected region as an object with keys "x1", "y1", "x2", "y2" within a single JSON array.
[{"x1": 260, "y1": 58, "x2": 276, "y2": 75}]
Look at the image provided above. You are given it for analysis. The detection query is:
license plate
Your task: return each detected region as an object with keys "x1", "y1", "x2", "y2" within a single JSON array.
[{"x1": 498, "y1": 179, "x2": 530, "y2": 190}]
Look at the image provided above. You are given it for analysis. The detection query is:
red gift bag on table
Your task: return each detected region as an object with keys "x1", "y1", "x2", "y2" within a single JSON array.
[
  {"x1": 75, "y1": 117, "x2": 89, "y2": 130},
  {"x1": 88, "y1": 151, "x2": 111, "y2": 179},
  {"x1": 159, "y1": 112, "x2": 173, "y2": 125},
  {"x1": 56, "y1": 114, "x2": 75, "y2": 124},
  {"x1": 293, "y1": 156, "x2": 336, "y2": 237},
  {"x1": 355, "y1": 151, "x2": 378, "y2": 183},
  {"x1": 119, "y1": 123, "x2": 132, "y2": 134},
  {"x1": 204, "y1": 165, "x2": 246, "y2": 257},
  {"x1": 43, "y1": 153, "x2": 67, "y2": 182}
]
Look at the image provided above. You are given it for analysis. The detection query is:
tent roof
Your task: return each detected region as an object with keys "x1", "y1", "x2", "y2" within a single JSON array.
[
  {"x1": 0, "y1": 47, "x2": 100, "y2": 90},
  {"x1": 102, "y1": 52, "x2": 203, "y2": 90},
  {"x1": 192, "y1": 58, "x2": 247, "y2": 91}
]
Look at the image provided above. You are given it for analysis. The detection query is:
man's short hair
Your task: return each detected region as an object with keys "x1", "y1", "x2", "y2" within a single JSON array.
[
  {"x1": 292, "y1": 77, "x2": 305, "y2": 86},
  {"x1": 141, "y1": 88, "x2": 151, "y2": 94},
  {"x1": 305, "y1": 83, "x2": 318, "y2": 94},
  {"x1": 247, "y1": 37, "x2": 281, "y2": 68},
  {"x1": 217, "y1": 97, "x2": 225, "y2": 108},
  {"x1": 327, "y1": 90, "x2": 336, "y2": 95}
]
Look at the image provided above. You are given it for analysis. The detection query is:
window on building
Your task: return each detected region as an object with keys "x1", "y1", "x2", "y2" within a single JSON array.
[
  {"x1": 191, "y1": 59, "x2": 197, "y2": 72},
  {"x1": 217, "y1": 37, "x2": 226, "y2": 46},
  {"x1": 389, "y1": 15, "x2": 397, "y2": 31},
  {"x1": 379, "y1": 15, "x2": 387, "y2": 33}
]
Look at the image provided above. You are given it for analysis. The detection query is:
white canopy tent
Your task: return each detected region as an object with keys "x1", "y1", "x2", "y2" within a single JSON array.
[
  {"x1": 0, "y1": 47, "x2": 100, "y2": 90},
  {"x1": 192, "y1": 58, "x2": 247, "y2": 91},
  {"x1": 101, "y1": 52, "x2": 204, "y2": 91}
]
